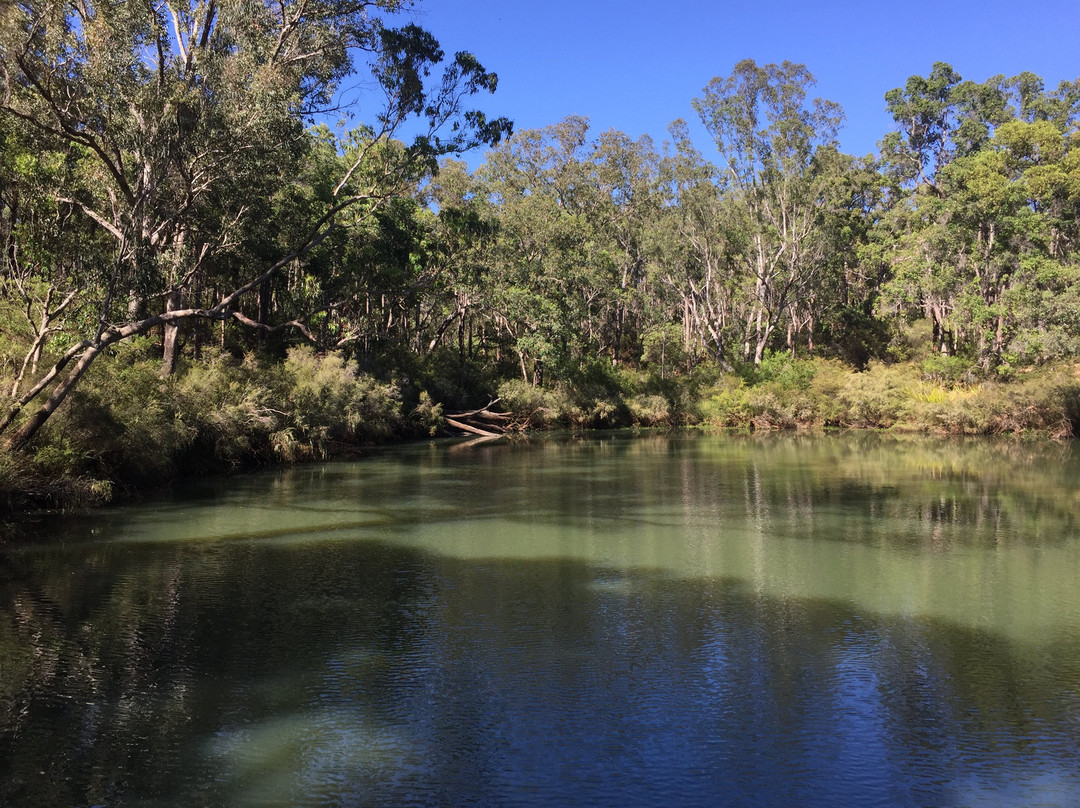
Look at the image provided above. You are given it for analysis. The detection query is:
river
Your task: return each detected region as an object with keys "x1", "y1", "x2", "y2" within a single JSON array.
[{"x1": 2, "y1": 432, "x2": 1079, "y2": 806}]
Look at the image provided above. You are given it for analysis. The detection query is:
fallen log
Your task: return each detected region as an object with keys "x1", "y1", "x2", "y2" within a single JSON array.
[
  {"x1": 444, "y1": 416, "x2": 502, "y2": 437},
  {"x1": 442, "y1": 398, "x2": 518, "y2": 437}
]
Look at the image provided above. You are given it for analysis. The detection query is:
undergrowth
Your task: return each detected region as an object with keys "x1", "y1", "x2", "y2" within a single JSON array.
[{"x1": 4, "y1": 343, "x2": 1079, "y2": 512}]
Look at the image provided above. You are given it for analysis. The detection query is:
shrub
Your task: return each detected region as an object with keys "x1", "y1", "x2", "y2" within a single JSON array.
[
  {"x1": 410, "y1": 391, "x2": 444, "y2": 437},
  {"x1": 40, "y1": 339, "x2": 194, "y2": 483},
  {"x1": 751, "y1": 351, "x2": 817, "y2": 391},
  {"x1": 497, "y1": 379, "x2": 563, "y2": 428},
  {"x1": 174, "y1": 353, "x2": 283, "y2": 467},
  {"x1": 698, "y1": 377, "x2": 754, "y2": 427},
  {"x1": 174, "y1": 347, "x2": 404, "y2": 466},
  {"x1": 627, "y1": 394, "x2": 672, "y2": 427},
  {"x1": 0, "y1": 448, "x2": 114, "y2": 510},
  {"x1": 281, "y1": 346, "x2": 402, "y2": 454},
  {"x1": 920, "y1": 354, "x2": 978, "y2": 386},
  {"x1": 805, "y1": 358, "x2": 851, "y2": 425},
  {"x1": 838, "y1": 362, "x2": 916, "y2": 428}
]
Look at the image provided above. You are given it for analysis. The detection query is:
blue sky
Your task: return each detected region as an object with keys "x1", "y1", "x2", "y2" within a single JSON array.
[{"x1": 397, "y1": 0, "x2": 1079, "y2": 162}]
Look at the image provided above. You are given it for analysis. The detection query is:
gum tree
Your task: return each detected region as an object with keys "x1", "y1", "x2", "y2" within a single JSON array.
[
  {"x1": 0, "y1": 0, "x2": 509, "y2": 450},
  {"x1": 878, "y1": 65, "x2": 1080, "y2": 365},
  {"x1": 693, "y1": 59, "x2": 844, "y2": 364}
]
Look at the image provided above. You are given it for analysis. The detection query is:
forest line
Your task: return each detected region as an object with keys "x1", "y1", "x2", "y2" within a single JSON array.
[{"x1": 3, "y1": 0, "x2": 1080, "y2": 506}]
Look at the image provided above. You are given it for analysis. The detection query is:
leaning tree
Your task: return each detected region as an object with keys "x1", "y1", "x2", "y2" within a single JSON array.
[{"x1": 0, "y1": 0, "x2": 510, "y2": 450}]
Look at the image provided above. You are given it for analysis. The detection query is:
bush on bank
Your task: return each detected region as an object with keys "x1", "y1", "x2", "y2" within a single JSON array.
[
  {"x1": 696, "y1": 354, "x2": 1080, "y2": 438},
  {"x1": 3, "y1": 344, "x2": 1080, "y2": 511},
  {"x1": 0, "y1": 342, "x2": 432, "y2": 509}
]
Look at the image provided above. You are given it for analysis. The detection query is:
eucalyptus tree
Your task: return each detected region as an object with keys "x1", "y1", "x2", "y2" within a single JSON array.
[
  {"x1": 881, "y1": 63, "x2": 1080, "y2": 194},
  {"x1": 0, "y1": 0, "x2": 509, "y2": 450},
  {"x1": 693, "y1": 59, "x2": 845, "y2": 364},
  {"x1": 476, "y1": 117, "x2": 665, "y2": 385},
  {"x1": 479, "y1": 116, "x2": 606, "y2": 384},
  {"x1": 421, "y1": 158, "x2": 498, "y2": 365},
  {"x1": 934, "y1": 119, "x2": 1080, "y2": 366},
  {"x1": 0, "y1": 113, "x2": 111, "y2": 426},
  {"x1": 589, "y1": 129, "x2": 662, "y2": 364},
  {"x1": 877, "y1": 65, "x2": 1080, "y2": 365},
  {"x1": 650, "y1": 119, "x2": 736, "y2": 366},
  {"x1": 804, "y1": 149, "x2": 889, "y2": 365}
]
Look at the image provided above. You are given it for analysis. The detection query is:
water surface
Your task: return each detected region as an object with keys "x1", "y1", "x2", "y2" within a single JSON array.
[{"x1": 2, "y1": 432, "x2": 1080, "y2": 806}]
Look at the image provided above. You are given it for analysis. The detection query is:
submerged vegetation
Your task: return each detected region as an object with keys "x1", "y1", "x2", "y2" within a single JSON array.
[{"x1": 3, "y1": 2, "x2": 1080, "y2": 507}]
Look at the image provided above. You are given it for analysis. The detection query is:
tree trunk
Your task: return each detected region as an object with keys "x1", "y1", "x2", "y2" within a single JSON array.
[
  {"x1": 458, "y1": 304, "x2": 467, "y2": 363},
  {"x1": 161, "y1": 289, "x2": 182, "y2": 376},
  {"x1": 258, "y1": 279, "x2": 272, "y2": 345},
  {"x1": 5, "y1": 344, "x2": 103, "y2": 452}
]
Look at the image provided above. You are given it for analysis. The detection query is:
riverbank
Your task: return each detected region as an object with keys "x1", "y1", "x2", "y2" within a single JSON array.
[{"x1": 3, "y1": 344, "x2": 1080, "y2": 513}]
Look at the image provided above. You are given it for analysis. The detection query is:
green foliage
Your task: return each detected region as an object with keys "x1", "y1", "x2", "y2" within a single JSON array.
[
  {"x1": 626, "y1": 394, "x2": 672, "y2": 427},
  {"x1": 748, "y1": 352, "x2": 817, "y2": 390},
  {"x1": 698, "y1": 357, "x2": 849, "y2": 430},
  {"x1": 281, "y1": 347, "x2": 402, "y2": 454},
  {"x1": 920, "y1": 354, "x2": 979, "y2": 386},
  {"x1": 496, "y1": 380, "x2": 563, "y2": 428},
  {"x1": 8, "y1": 49, "x2": 1080, "y2": 508},
  {"x1": 410, "y1": 392, "x2": 444, "y2": 437},
  {"x1": 641, "y1": 324, "x2": 687, "y2": 375},
  {"x1": 0, "y1": 448, "x2": 114, "y2": 510},
  {"x1": 698, "y1": 377, "x2": 755, "y2": 428},
  {"x1": 41, "y1": 340, "x2": 193, "y2": 483},
  {"x1": 173, "y1": 355, "x2": 284, "y2": 468},
  {"x1": 837, "y1": 362, "x2": 918, "y2": 428},
  {"x1": 176, "y1": 348, "x2": 404, "y2": 465},
  {"x1": 0, "y1": 346, "x2": 414, "y2": 506}
]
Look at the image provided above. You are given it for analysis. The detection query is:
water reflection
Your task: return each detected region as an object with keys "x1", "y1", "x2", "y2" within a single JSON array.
[{"x1": 2, "y1": 433, "x2": 1080, "y2": 806}]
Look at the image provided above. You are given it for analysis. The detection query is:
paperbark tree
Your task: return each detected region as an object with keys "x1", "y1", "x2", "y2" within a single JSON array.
[{"x1": 651, "y1": 119, "x2": 737, "y2": 367}]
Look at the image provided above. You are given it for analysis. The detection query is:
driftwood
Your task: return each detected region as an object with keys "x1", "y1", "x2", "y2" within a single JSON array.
[{"x1": 442, "y1": 399, "x2": 515, "y2": 437}]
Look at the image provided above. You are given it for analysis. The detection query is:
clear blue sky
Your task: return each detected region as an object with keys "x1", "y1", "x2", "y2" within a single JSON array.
[{"x1": 398, "y1": 0, "x2": 1079, "y2": 162}]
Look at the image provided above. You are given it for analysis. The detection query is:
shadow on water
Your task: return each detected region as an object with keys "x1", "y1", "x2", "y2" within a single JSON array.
[{"x1": 1, "y1": 533, "x2": 1079, "y2": 808}]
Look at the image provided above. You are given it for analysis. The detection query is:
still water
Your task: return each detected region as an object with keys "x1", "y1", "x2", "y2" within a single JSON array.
[{"x1": 2, "y1": 432, "x2": 1080, "y2": 807}]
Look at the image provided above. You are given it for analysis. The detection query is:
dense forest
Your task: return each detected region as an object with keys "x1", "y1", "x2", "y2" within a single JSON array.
[{"x1": 3, "y1": 0, "x2": 1080, "y2": 506}]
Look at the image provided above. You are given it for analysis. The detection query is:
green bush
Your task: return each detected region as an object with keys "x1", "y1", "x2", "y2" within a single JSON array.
[
  {"x1": 6, "y1": 338, "x2": 1079, "y2": 513},
  {"x1": 281, "y1": 346, "x2": 402, "y2": 455},
  {"x1": 173, "y1": 347, "x2": 405, "y2": 465},
  {"x1": 0, "y1": 448, "x2": 113, "y2": 510},
  {"x1": 626, "y1": 394, "x2": 672, "y2": 427},
  {"x1": 920, "y1": 354, "x2": 978, "y2": 386},
  {"x1": 174, "y1": 353, "x2": 283, "y2": 467},
  {"x1": 698, "y1": 377, "x2": 754, "y2": 427},
  {"x1": 42, "y1": 339, "x2": 194, "y2": 482},
  {"x1": 497, "y1": 379, "x2": 564, "y2": 428},
  {"x1": 838, "y1": 362, "x2": 916, "y2": 428},
  {"x1": 750, "y1": 351, "x2": 817, "y2": 391},
  {"x1": 805, "y1": 358, "x2": 851, "y2": 425}
]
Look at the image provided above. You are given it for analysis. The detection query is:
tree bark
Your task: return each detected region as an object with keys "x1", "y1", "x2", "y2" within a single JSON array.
[
  {"x1": 5, "y1": 344, "x2": 103, "y2": 452},
  {"x1": 161, "y1": 289, "x2": 182, "y2": 376}
]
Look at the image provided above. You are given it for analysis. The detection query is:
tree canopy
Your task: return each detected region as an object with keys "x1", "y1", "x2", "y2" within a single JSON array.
[{"x1": 3, "y1": 44, "x2": 1080, "y2": 466}]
